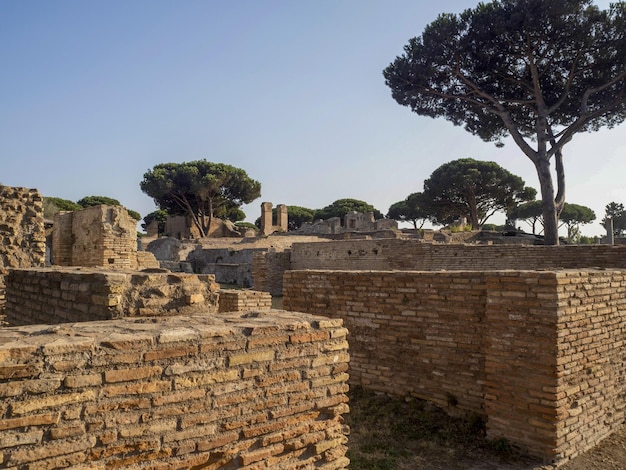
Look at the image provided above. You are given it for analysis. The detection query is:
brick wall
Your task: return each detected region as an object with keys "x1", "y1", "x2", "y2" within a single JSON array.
[
  {"x1": 290, "y1": 239, "x2": 626, "y2": 271},
  {"x1": 5, "y1": 268, "x2": 220, "y2": 326},
  {"x1": 0, "y1": 186, "x2": 45, "y2": 312},
  {"x1": 251, "y1": 250, "x2": 291, "y2": 295},
  {"x1": 53, "y1": 205, "x2": 139, "y2": 270},
  {"x1": 218, "y1": 289, "x2": 272, "y2": 313},
  {"x1": 283, "y1": 269, "x2": 626, "y2": 464},
  {"x1": 0, "y1": 312, "x2": 350, "y2": 469}
]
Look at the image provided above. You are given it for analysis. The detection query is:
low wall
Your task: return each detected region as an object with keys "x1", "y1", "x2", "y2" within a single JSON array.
[
  {"x1": 290, "y1": 239, "x2": 626, "y2": 271},
  {"x1": 218, "y1": 289, "x2": 272, "y2": 313},
  {"x1": 0, "y1": 311, "x2": 350, "y2": 469},
  {"x1": 5, "y1": 268, "x2": 220, "y2": 326},
  {"x1": 283, "y1": 269, "x2": 626, "y2": 464}
]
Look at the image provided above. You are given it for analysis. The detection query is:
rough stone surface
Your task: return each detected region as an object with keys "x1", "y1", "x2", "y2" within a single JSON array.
[
  {"x1": 0, "y1": 186, "x2": 45, "y2": 313},
  {"x1": 5, "y1": 268, "x2": 220, "y2": 326}
]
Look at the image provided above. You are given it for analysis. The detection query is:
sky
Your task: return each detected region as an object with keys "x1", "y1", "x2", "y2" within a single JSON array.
[{"x1": 1, "y1": 0, "x2": 624, "y2": 237}]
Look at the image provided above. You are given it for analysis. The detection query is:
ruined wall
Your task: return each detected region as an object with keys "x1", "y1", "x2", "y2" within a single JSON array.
[
  {"x1": 218, "y1": 289, "x2": 272, "y2": 313},
  {"x1": 290, "y1": 239, "x2": 626, "y2": 271},
  {"x1": 0, "y1": 186, "x2": 45, "y2": 311},
  {"x1": 52, "y1": 205, "x2": 140, "y2": 270},
  {"x1": 5, "y1": 268, "x2": 220, "y2": 326},
  {"x1": 0, "y1": 312, "x2": 350, "y2": 469},
  {"x1": 283, "y1": 269, "x2": 626, "y2": 464},
  {"x1": 251, "y1": 250, "x2": 292, "y2": 295}
]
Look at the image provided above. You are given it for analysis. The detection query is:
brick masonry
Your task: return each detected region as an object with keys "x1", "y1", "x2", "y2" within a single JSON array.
[
  {"x1": 290, "y1": 239, "x2": 626, "y2": 271},
  {"x1": 283, "y1": 268, "x2": 626, "y2": 464},
  {"x1": 0, "y1": 311, "x2": 350, "y2": 469},
  {"x1": 251, "y1": 250, "x2": 291, "y2": 295},
  {"x1": 218, "y1": 289, "x2": 272, "y2": 313},
  {"x1": 52, "y1": 205, "x2": 159, "y2": 271},
  {"x1": 252, "y1": 239, "x2": 626, "y2": 295},
  {"x1": 5, "y1": 268, "x2": 221, "y2": 326}
]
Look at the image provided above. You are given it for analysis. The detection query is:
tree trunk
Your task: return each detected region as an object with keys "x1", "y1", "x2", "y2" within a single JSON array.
[{"x1": 535, "y1": 158, "x2": 559, "y2": 245}]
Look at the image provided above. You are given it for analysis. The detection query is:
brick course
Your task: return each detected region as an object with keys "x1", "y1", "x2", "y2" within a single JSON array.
[
  {"x1": 5, "y1": 268, "x2": 220, "y2": 326},
  {"x1": 0, "y1": 311, "x2": 350, "y2": 469},
  {"x1": 284, "y1": 268, "x2": 626, "y2": 464}
]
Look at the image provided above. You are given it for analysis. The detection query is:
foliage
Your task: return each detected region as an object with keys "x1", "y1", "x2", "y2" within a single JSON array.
[
  {"x1": 384, "y1": 0, "x2": 626, "y2": 244},
  {"x1": 234, "y1": 221, "x2": 259, "y2": 232},
  {"x1": 510, "y1": 200, "x2": 595, "y2": 240},
  {"x1": 315, "y1": 198, "x2": 383, "y2": 222},
  {"x1": 603, "y1": 202, "x2": 626, "y2": 236},
  {"x1": 77, "y1": 195, "x2": 121, "y2": 208},
  {"x1": 285, "y1": 205, "x2": 316, "y2": 230},
  {"x1": 140, "y1": 160, "x2": 261, "y2": 238},
  {"x1": 421, "y1": 158, "x2": 536, "y2": 228},
  {"x1": 508, "y1": 200, "x2": 544, "y2": 234},
  {"x1": 43, "y1": 197, "x2": 81, "y2": 218},
  {"x1": 387, "y1": 192, "x2": 432, "y2": 229},
  {"x1": 142, "y1": 210, "x2": 168, "y2": 234},
  {"x1": 559, "y1": 203, "x2": 595, "y2": 242},
  {"x1": 44, "y1": 195, "x2": 140, "y2": 222}
]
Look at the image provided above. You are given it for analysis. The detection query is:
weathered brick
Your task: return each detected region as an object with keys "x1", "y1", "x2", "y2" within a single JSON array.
[{"x1": 11, "y1": 390, "x2": 96, "y2": 415}]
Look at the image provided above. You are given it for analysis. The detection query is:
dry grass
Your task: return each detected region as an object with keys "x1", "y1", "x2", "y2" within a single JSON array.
[{"x1": 345, "y1": 386, "x2": 545, "y2": 470}]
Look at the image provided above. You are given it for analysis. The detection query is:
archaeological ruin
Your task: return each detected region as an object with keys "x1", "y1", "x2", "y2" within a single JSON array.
[{"x1": 2, "y1": 184, "x2": 626, "y2": 466}]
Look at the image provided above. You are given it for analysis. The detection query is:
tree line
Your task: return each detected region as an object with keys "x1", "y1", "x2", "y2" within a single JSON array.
[{"x1": 44, "y1": 0, "x2": 625, "y2": 246}]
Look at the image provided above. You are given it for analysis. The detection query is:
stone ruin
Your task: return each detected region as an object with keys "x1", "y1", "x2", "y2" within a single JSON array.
[
  {"x1": 259, "y1": 201, "x2": 288, "y2": 235},
  {"x1": 0, "y1": 186, "x2": 46, "y2": 312},
  {"x1": 5, "y1": 183, "x2": 626, "y2": 465},
  {"x1": 0, "y1": 185, "x2": 348, "y2": 468},
  {"x1": 298, "y1": 210, "x2": 398, "y2": 235}
]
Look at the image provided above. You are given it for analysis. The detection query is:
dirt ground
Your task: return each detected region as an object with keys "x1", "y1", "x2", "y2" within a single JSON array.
[{"x1": 346, "y1": 386, "x2": 626, "y2": 470}]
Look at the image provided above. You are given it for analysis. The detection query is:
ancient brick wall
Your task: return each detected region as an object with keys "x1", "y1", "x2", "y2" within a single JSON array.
[
  {"x1": 218, "y1": 289, "x2": 272, "y2": 313},
  {"x1": 284, "y1": 270, "x2": 488, "y2": 413},
  {"x1": 290, "y1": 239, "x2": 626, "y2": 271},
  {"x1": 53, "y1": 205, "x2": 139, "y2": 270},
  {"x1": 0, "y1": 312, "x2": 350, "y2": 469},
  {"x1": 283, "y1": 269, "x2": 626, "y2": 464},
  {"x1": 0, "y1": 186, "x2": 45, "y2": 311},
  {"x1": 251, "y1": 250, "x2": 291, "y2": 295},
  {"x1": 5, "y1": 268, "x2": 220, "y2": 326}
]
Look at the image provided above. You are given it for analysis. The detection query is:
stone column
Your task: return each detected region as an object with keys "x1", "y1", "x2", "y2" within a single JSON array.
[
  {"x1": 276, "y1": 204, "x2": 288, "y2": 232},
  {"x1": 260, "y1": 202, "x2": 273, "y2": 236}
]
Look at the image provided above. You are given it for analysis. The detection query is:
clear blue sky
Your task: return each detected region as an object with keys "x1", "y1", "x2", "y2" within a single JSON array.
[{"x1": 1, "y1": 0, "x2": 623, "y2": 236}]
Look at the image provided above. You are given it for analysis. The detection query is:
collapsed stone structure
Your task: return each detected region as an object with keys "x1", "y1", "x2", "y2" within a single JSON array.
[
  {"x1": 52, "y1": 205, "x2": 158, "y2": 270},
  {"x1": 0, "y1": 186, "x2": 46, "y2": 312},
  {"x1": 297, "y1": 211, "x2": 398, "y2": 235}
]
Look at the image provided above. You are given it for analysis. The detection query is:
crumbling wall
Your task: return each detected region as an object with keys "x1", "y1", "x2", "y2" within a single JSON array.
[
  {"x1": 52, "y1": 205, "x2": 147, "y2": 270},
  {"x1": 5, "y1": 268, "x2": 220, "y2": 326},
  {"x1": 0, "y1": 186, "x2": 45, "y2": 311},
  {"x1": 283, "y1": 268, "x2": 626, "y2": 464},
  {"x1": 0, "y1": 312, "x2": 350, "y2": 469}
]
